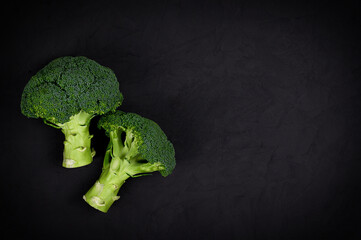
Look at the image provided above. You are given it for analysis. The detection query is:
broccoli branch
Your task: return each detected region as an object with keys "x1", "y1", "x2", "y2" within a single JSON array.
[{"x1": 83, "y1": 129, "x2": 164, "y2": 213}]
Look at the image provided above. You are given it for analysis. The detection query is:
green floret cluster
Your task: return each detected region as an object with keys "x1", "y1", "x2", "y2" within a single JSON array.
[
  {"x1": 21, "y1": 56, "x2": 176, "y2": 213},
  {"x1": 21, "y1": 56, "x2": 123, "y2": 124}
]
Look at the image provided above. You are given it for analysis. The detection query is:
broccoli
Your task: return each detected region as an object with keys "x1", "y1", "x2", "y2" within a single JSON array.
[
  {"x1": 21, "y1": 56, "x2": 123, "y2": 168},
  {"x1": 83, "y1": 111, "x2": 175, "y2": 212}
]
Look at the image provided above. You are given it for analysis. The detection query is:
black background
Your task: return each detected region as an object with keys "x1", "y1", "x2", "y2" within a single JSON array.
[{"x1": 2, "y1": 1, "x2": 361, "y2": 239}]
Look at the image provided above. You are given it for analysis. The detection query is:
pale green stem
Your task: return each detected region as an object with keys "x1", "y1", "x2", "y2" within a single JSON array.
[{"x1": 59, "y1": 111, "x2": 95, "y2": 168}]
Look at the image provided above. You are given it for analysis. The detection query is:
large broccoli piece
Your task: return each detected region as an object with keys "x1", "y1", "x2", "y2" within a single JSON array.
[
  {"x1": 21, "y1": 56, "x2": 123, "y2": 168},
  {"x1": 83, "y1": 111, "x2": 175, "y2": 212}
]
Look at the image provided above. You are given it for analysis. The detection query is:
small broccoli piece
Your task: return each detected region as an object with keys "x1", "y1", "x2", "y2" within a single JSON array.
[
  {"x1": 21, "y1": 56, "x2": 123, "y2": 168},
  {"x1": 83, "y1": 111, "x2": 175, "y2": 212}
]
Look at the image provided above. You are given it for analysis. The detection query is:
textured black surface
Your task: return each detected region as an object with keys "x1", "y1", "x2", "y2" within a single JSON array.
[{"x1": 2, "y1": 1, "x2": 361, "y2": 239}]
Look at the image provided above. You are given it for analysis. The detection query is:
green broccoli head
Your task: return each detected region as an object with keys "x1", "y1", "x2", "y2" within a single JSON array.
[
  {"x1": 21, "y1": 56, "x2": 123, "y2": 124},
  {"x1": 98, "y1": 111, "x2": 176, "y2": 176},
  {"x1": 20, "y1": 56, "x2": 123, "y2": 168}
]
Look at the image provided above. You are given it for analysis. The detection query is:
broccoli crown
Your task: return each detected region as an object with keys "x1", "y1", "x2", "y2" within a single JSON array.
[
  {"x1": 21, "y1": 56, "x2": 123, "y2": 124},
  {"x1": 98, "y1": 111, "x2": 176, "y2": 176}
]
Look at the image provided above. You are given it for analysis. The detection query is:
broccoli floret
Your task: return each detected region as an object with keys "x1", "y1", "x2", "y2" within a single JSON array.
[
  {"x1": 83, "y1": 111, "x2": 175, "y2": 212},
  {"x1": 21, "y1": 56, "x2": 123, "y2": 168}
]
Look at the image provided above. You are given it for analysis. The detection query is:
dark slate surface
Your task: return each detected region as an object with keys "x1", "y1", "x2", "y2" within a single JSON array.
[{"x1": 2, "y1": 1, "x2": 361, "y2": 239}]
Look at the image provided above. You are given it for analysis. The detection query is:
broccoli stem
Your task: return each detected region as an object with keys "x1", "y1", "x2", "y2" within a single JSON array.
[
  {"x1": 83, "y1": 157, "x2": 164, "y2": 213},
  {"x1": 60, "y1": 111, "x2": 95, "y2": 168},
  {"x1": 83, "y1": 162, "x2": 129, "y2": 213},
  {"x1": 83, "y1": 129, "x2": 165, "y2": 213}
]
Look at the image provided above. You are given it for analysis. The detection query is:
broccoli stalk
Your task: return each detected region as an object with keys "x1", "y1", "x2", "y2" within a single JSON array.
[
  {"x1": 57, "y1": 111, "x2": 96, "y2": 168},
  {"x1": 83, "y1": 111, "x2": 175, "y2": 213},
  {"x1": 43, "y1": 110, "x2": 96, "y2": 168}
]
